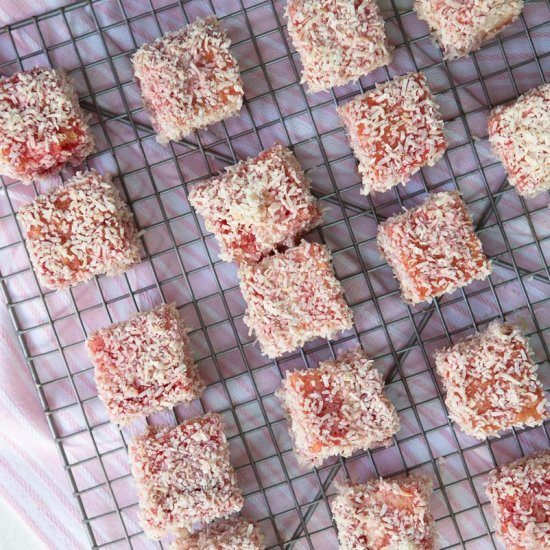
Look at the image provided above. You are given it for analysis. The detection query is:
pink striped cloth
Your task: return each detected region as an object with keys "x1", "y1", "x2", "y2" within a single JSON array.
[
  {"x1": 0, "y1": 301, "x2": 88, "y2": 549},
  {"x1": 0, "y1": 6, "x2": 88, "y2": 550},
  {"x1": 0, "y1": 302, "x2": 88, "y2": 550}
]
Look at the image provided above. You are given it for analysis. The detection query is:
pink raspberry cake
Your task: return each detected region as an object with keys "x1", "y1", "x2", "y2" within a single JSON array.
[
  {"x1": 18, "y1": 169, "x2": 140, "y2": 289},
  {"x1": 377, "y1": 192, "x2": 492, "y2": 304},
  {"x1": 486, "y1": 451, "x2": 550, "y2": 549},
  {"x1": 132, "y1": 16, "x2": 243, "y2": 144},
  {"x1": 129, "y1": 413, "x2": 243, "y2": 538},
  {"x1": 333, "y1": 476, "x2": 435, "y2": 549},
  {"x1": 435, "y1": 321, "x2": 548, "y2": 439},
  {"x1": 0, "y1": 67, "x2": 94, "y2": 182},
  {"x1": 415, "y1": 0, "x2": 524, "y2": 60},
  {"x1": 189, "y1": 144, "x2": 321, "y2": 263},
  {"x1": 239, "y1": 241, "x2": 353, "y2": 358},
  {"x1": 277, "y1": 347, "x2": 399, "y2": 468},
  {"x1": 286, "y1": 0, "x2": 392, "y2": 93},
  {"x1": 86, "y1": 303, "x2": 204, "y2": 426},
  {"x1": 171, "y1": 516, "x2": 264, "y2": 549},
  {"x1": 338, "y1": 72, "x2": 447, "y2": 195},
  {"x1": 488, "y1": 83, "x2": 550, "y2": 197}
]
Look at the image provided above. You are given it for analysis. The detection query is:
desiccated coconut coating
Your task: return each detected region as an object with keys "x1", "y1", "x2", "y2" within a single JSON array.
[
  {"x1": 18, "y1": 169, "x2": 140, "y2": 290},
  {"x1": 276, "y1": 347, "x2": 399, "y2": 468},
  {"x1": 132, "y1": 16, "x2": 243, "y2": 144},
  {"x1": 128, "y1": 414, "x2": 243, "y2": 539},
  {"x1": 86, "y1": 303, "x2": 204, "y2": 426},
  {"x1": 415, "y1": 0, "x2": 524, "y2": 60},
  {"x1": 338, "y1": 72, "x2": 447, "y2": 195},
  {"x1": 171, "y1": 516, "x2": 264, "y2": 550},
  {"x1": 332, "y1": 476, "x2": 436, "y2": 550},
  {"x1": 377, "y1": 191, "x2": 492, "y2": 304},
  {"x1": 488, "y1": 83, "x2": 550, "y2": 197},
  {"x1": 188, "y1": 144, "x2": 322, "y2": 263},
  {"x1": 435, "y1": 321, "x2": 548, "y2": 440},
  {"x1": 486, "y1": 451, "x2": 550, "y2": 550},
  {"x1": 0, "y1": 67, "x2": 94, "y2": 182},
  {"x1": 239, "y1": 241, "x2": 353, "y2": 358},
  {"x1": 286, "y1": 0, "x2": 392, "y2": 93}
]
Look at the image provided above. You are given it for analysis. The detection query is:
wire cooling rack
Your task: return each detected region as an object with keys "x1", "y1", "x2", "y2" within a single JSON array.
[{"x1": 1, "y1": 0, "x2": 549, "y2": 548}]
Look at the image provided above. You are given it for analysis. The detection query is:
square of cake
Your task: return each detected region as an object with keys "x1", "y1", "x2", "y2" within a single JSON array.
[
  {"x1": 486, "y1": 451, "x2": 550, "y2": 549},
  {"x1": 129, "y1": 413, "x2": 243, "y2": 538},
  {"x1": 239, "y1": 241, "x2": 353, "y2": 358},
  {"x1": 435, "y1": 321, "x2": 548, "y2": 440},
  {"x1": 415, "y1": 0, "x2": 523, "y2": 60},
  {"x1": 132, "y1": 16, "x2": 243, "y2": 144},
  {"x1": 0, "y1": 67, "x2": 94, "y2": 182},
  {"x1": 18, "y1": 169, "x2": 140, "y2": 289},
  {"x1": 377, "y1": 191, "x2": 492, "y2": 304},
  {"x1": 189, "y1": 144, "x2": 322, "y2": 263},
  {"x1": 333, "y1": 476, "x2": 435, "y2": 549},
  {"x1": 172, "y1": 516, "x2": 264, "y2": 550},
  {"x1": 488, "y1": 83, "x2": 550, "y2": 197},
  {"x1": 286, "y1": 0, "x2": 392, "y2": 93},
  {"x1": 338, "y1": 72, "x2": 447, "y2": 195},
  {"x1": 86, "y1": 303, "x2": 204, "y2": 426},
  {"x1": 276, "y1": 347, "x2": 399, "y2": 468}
]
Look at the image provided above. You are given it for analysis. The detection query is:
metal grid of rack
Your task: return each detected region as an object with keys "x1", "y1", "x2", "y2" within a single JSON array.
[{"x1": 0, "y1": 0, "x2": 549, "y2": 548}]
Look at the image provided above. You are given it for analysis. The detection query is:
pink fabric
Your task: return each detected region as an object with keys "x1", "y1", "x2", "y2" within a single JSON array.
[
  {"x1": 2, "y1": 6, "x2": 108, "y2": 550},
  {"x1": 0, "y1": 2, "x2": 549, "y2": 550},
  {"x1": 0, "y1": 298, "x2": 88, "y2": 549}
]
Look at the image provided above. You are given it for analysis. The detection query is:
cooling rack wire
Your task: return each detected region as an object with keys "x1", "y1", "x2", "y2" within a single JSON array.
[{"x1": 0, "y1": 0, "x2": 549, "y2": 548}]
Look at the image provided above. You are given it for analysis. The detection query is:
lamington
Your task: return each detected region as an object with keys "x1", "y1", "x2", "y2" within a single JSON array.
[
  {"x1": 86, "y1": 303, "x2": 204, "y2": 426},
  {"x1": 276, "y1": 347, "x2": 399, "y2": 468},
  {"x1": 171, "y1": 516, "x2": 264, "y2": 550},
  {"x1": 18, "y1": 169, "x2": 140, "y2": 289},
  {"x1": 415, "y1": 0, "x2": 524, "y2": 60},
  {"x1": 239, "y1": 241, "x2": 353, "y2": 358},
  {"x1": 377, "y1": 192, "x2": 491, "y2": 304},
  {"x1": 0, "y1": 67, "x2": 93, "y2": 181},
  {"x1": 189, "y1": 145, "x2": 321, "y2": 263},
  {"x1": 488, "y1": 82, "x2": 550, "y2": 197},
  {"x1": 337, "y1": 72, "x2": 447, "y2": 195},
  {"x1": 129, "y1": 414, "x2": 243, "y2": 538},
  {"x1": 132, "y1": 16, "x2": 243, "y2": 144},
  {"x1": 332, "y1": 476, "x2": 435, "y2": 549},
  {"x1": 286, "y1": 0, "x2": 392, "y2": 92},
  {"x1": 435, "y1": 321, "x2": 548, "y2": 439},
  {"x1": 486, "y1": 451, "x2": 550, "y2": 549}
]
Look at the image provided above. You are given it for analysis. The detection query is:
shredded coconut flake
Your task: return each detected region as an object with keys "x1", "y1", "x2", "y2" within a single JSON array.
[
  {"x1": 435, "y1": 321, "x2": 548, "y2": 440},
  {"x1": 128, "y1": 413, "x2": 243, "y2": 539},
  {"x1": 18, "y1": 169, "x2": 140, "y2": 289},
  {"x1": 239, "y1": 241, "x2": 353, "y2": 358},
  {"x1": 415, "y1": 0, "x2": 523, "y2": 60},
  {"x1": 338, "y1": 72, "x2": 447, "y2": 195},
  {"x1": 132, "y1": 16, "x2": 243, "y2": 144},
  {"x1": 0, "y1": 67, "x2": 94, "y2": 182},
  {"x1": 332, "y1": 476, "x2": 436, "y2": 550},
  {"x1": 189, "y1": 144, "x2": 322, "y2": 263},
  {"x1": 171, "y1": 515, "x2": 264, "y2": 550},
  {"x1": 276, "y1": 347, "x2": 399, "y2": 468},
  {"x1": 377, "y1": 191, "x2": 492, "y2": 304},
  {"x1": 286, "y1": 0, "x2": 393, "y2": 93},
  {"x1": 488, "y1": 82, "x2": 550, "y2": 197},
  {"x1": 86, "y1": 303, "x2": 204, "y2": 426},
  {"x1": 486, "y1": 451, "x2": 550, "y2": 550}
]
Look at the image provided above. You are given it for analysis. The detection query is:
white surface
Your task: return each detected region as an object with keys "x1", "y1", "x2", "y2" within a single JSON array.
[{"x1": 0, "y1": 494, "x2": 46, "y2": 550}]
